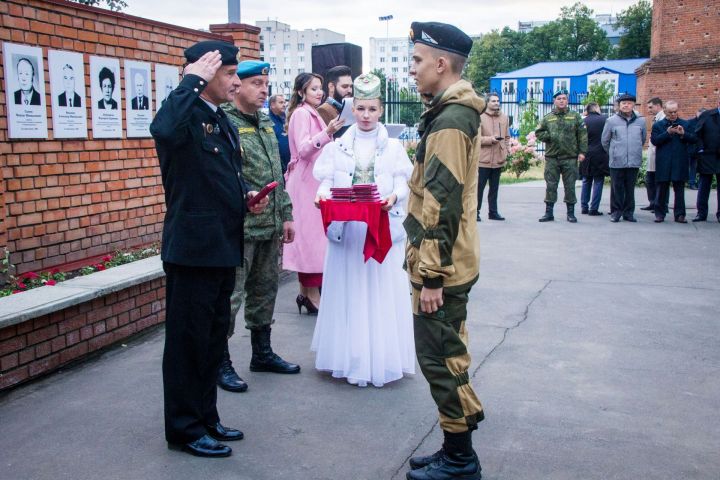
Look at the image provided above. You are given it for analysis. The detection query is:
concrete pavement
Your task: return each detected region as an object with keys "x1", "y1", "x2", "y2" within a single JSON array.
[{"x1": 0, "y1": 183, "x2": 718, "y2": 480}]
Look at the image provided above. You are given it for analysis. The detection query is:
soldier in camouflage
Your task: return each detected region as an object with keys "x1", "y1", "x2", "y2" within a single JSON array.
[
  {"x1": 535, "y1": 89, "x2": 588, "y2": 223},
  {"x1": 217, "y1": 61, "x2": 301, "y2": 394}
]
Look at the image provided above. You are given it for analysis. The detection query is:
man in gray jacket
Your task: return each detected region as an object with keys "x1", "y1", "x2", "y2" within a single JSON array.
[{"x1": 601, "y1": 93, "x2": 647, "y2": 222}]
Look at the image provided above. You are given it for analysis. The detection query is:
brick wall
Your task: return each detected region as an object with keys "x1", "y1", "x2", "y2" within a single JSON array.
[
  {"x1": 637, "y1": 0, "x2": 720, "y2": 118},
  {"x1": 0, "y1": 0, "x2": 260, "y2": 275},
  {"x1": 0, "y1": 277, "x2": 165, "y2": 390}
]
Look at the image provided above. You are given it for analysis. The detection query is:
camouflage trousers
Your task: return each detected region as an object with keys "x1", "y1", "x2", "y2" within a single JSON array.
[
  {"x1": 412, "y1": 283, "x2": 484, "y2": 433},
  {"x1": 544, "y1": 156, "x2": 578, "y2": 204},
  {"x1": 228, "y1": 237, "x2": 280, "y2": 336}
]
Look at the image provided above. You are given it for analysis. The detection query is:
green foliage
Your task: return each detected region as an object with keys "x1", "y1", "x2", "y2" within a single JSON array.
[
  {"x1": 466, "y1": 3, "x2": 611, "y2": 92},
  {"x1": 582, "y1": 80, "x2": 615, "y2": 107},
  {"x1": 518, "y1": 100, "x2": 539, "y2": 143},
  {"x1": 397, "y1": 88, "x2": 423, "y2": 126},
  {"x1": 614, "y1": 0, "x2": 652, "y2": 59},
  {"x1": 70, "y1": 0, "x2": 128, "y2": 11}
]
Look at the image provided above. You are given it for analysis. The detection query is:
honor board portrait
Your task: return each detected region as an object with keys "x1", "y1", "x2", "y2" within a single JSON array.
[
  {"x1": 48, "y1": 50, "x2": 88, "y2": 138},
  {"x1": 2, "y1": 42, "x2": 48, "y2": 138},
  {"x1": 89, "y1": 56, "x2": 122, "y2": 138},
  {"x1": 124, "y1": 61, "x2": 152, "y2": 137},
  {"x1": 154, "y1": 63, "x2": 179, "y2": 114}
]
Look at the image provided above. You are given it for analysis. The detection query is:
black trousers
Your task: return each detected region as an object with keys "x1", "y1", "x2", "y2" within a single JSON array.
[
  {"x1": 610, "y1": 168, "x2": 639, "y2": 217},
  {"x1": 696, "y1": 173, "x2": 720, "y2": 219},
  {"x1": 477, "y1": 167, "x2": 501, "y2": 215},
  {"x1": 656, "y1": 180, "x2": 686, "y2": 218},
  {"x1": 162, "y1": 262, "x2": 235, "y2": 444},
  {"x1": 645, "y1": 170, "x2": 657, "y2": 207}
]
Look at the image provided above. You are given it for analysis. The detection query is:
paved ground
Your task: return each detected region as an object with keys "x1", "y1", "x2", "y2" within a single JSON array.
[{"x1": 1, "y1": 183, "x2": 718, "y2": 480}]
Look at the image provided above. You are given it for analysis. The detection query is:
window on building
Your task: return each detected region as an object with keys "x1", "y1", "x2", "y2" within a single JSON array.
[
  {"x1": 403, "y1": 56, "x2": 407, "y2": 62},
  {"x1": 260, "y1": 42, "x2": 264, "y2": 51},
  {"x1": 284, "y1": 68, "x2": 291, "y2": 75},
  {"x1": 392, "y1": 67, "x2": 398, "y2": 73},
  {"x1": 391, "y1": 57, "x2": 398, "y2": 62},
  {"x1": 527, "y1": 79, "x2": 543, "y2": 101},
  {"x1": 392, "y1": 46, "x2": 399, "y2": 52},
  {"x1": 298, "y1": 43, "x2": 304, "y2": 51},
  {"x1": 380, "y1": 46, "x2": 385, "y2": 52},
  {"x1": 312, "y1": 42, "x2": 318, "y2": 46},
  {"x1": 283, "y1": 43, "x2": 290, "y2": 51},
  {"x1": 283, "y1": 57, "x2": 290, "y2": 64},
  {"x1": 265, "y1": 27, "x2": 271, "y2": 31},
  {"x1": 270, "y1": 57, "x2": 276, "y2": 63},
  {"x1": 380, "y1": 57, "x2": 385, "y2": 63},
  {"x1": 501, "y1": 80, "x2": 517, "y2": 101},
  {"x1": 553, "y1": 78, "x2": 570, "y2": 93},
  {"x1": 298, "y1": 68, "x2": 305, "y2": 74},
  {"x1": 587, "y1": 71, "x2": 619, "y2": 96},
  {"x1": 403, "y1": 67, "x2": 408, "y2": 73}
]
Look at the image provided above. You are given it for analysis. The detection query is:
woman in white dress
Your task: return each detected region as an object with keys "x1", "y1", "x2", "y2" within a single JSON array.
[{"x1": 311, "y1": 73, "x2": 415, "y2": 387}]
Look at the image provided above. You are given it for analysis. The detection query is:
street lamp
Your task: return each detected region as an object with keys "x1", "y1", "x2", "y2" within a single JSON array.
[{"x1": 379, "y1": 14, "x2": 393, "y2": 124}]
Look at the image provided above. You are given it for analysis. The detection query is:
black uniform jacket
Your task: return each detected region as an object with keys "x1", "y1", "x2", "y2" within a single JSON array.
[
  {"x1": 695, "y1": 108, "x2": 720, "y2": 174},
  {"x1": 150, "y1": 74, "x2": 248, "y2": 267},
  {"x1": 580, "y1": 112, "x2": 609, "y2": 177}
]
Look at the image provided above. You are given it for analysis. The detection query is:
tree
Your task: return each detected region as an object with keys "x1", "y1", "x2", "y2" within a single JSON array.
[
  {"x1": 614, "y1": 0, "x2": 652, "y2": 58},
  {"x1": 536, "y1": 2, "x2": 611, "y2": 61},
  {"x1": 70, "y1": 0, "x2": 128, "y2": 11},
  {"x1": 582, "y1": 80, "x2": 615, "y2": 112},
  {"x1": 465, "y1": 27, "x2": 532, "y2": 93}
]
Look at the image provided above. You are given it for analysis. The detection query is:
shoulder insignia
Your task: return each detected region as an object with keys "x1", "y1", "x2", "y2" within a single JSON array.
[
  {"x1": 264, "y1": 127, "x2": 275, "y2": 134},
  {"x1": 238, "y1": 127, "x2": 256, "y2": 134}
]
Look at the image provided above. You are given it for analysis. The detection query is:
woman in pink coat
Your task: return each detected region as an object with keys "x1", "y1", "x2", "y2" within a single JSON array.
[{"x1": 283, "y1": 73, "x2": 345, "y2": 313}]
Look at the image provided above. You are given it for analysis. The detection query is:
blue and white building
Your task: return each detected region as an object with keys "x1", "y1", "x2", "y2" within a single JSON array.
[{"x1": 489, "y1": 58, "x2": 649, "y2": 104}]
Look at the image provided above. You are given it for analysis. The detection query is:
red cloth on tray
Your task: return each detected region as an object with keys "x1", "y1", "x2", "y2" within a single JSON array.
[{"x1": 319, "y1": 200, "x2": 392, "y2": 263}]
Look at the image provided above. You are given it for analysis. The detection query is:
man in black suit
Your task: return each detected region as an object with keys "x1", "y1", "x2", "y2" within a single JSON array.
[
  {"x1": 150, "y1": 41, "x2": 268, "y2": 459},
  {"x1": 131, "y1": 72, "x2": 149, "y2": 110},
  {"x1": 57, "y1": 64, "x2": 82, "y2": 108},
  {"x1": 97, "y1": 67, "x2": 118, "y2": 110},
  {"x1": 693, "y1": 95, "x2": 720, "y2": 222},
  {"x1": 579, "y1": 102, "x2": 609, "y2": 215},
  {"x1": 13, "y1": 57, "x2": 41, "y2": 106}
]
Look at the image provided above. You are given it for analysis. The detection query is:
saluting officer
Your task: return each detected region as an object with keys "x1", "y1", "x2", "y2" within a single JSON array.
[
  {"x1": 404, "y1": 21, "x2": 485, "y2": 480},
  {"x1": 535, "y1": 89, "x2": 588, "y2": 222},
  {"x1": 216, "y1": 60, "x2": 300, "y2": 395},
  {"x1": 150, "y1": 41, "x2": 268, "y2": 458}
]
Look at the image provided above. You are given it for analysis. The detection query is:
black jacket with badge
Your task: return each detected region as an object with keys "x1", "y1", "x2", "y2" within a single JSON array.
[
  {"x1": 150, "y1": 74, "x2": 248, "y2": 267},
  {"x1": 695, "y1": 108, "x2": 720, "y2": 174}
]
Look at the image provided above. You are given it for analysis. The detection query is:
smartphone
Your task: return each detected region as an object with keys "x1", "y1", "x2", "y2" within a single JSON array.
[
  {"x1": 495, "y1": 136, "x2": 504, "y2": 141},
  {"x1": 247, "y1": 181, "x2": 278, "y2": 208}
]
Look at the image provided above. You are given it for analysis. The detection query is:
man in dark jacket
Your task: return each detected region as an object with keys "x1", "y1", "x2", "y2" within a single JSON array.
[
  {"x1": 686, "y1": 108, "x2": 705, "y2": 189},
  {"x1": 150, "y1": 41, "x2": 267, "y2": 459},
  {"x1": 650, "y1": 101, "x2": 697, "y2": 223},
  {"x1": 693, "y1": 97, "x2": 720, "y2": 222},
  {"x1": 580, "y1": 102, "x2": 609, "y2": 215},
  {"x1": 268, "y1": 94, "x2": 291, "y2": 172}
]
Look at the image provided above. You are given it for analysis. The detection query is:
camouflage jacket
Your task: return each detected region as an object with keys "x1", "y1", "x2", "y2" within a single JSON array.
[
  {"x1": 535, "y1": 108, "x2": 588, "y2": 159},
  {"x1": 404, "y1": 80, "x2": 485, "y2": 291},
  {"x1": 222, "y1": 103, "x2": 293, "y2": 239}
]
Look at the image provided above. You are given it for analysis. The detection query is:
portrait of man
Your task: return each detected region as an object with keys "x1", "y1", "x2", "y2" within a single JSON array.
[
  {"x1": 161, "y1": 76, "x2": 174, "y2": 107},
  {"x1": 97, "y1": 66, "x2": 118, "y2": 110},
  {"x1": 13, "y1": 57, "x2": 41, "y2": 106},
  {"x1": 131, "y1": 71, "x2": 149, "y2": 110},
  {"x1": 57, "y1": 63, "x2": 82, "y2": 108}
]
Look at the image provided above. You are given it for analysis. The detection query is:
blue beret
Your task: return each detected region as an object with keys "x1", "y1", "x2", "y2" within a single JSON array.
[
  {"x1": 237, "y1": 60, "x2": 270, "y2": 79},
  {"x1": 184, "y1": 41, "x2": 240, "y2": 66},
  {"x1": 553, "y1": 89, "x2": 569, "y2": 98},
  {"x1": 409, "y1": 21, "x2": 473, "y2": 58}
]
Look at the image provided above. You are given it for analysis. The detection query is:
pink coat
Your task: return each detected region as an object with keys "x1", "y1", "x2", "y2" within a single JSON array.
[{"x1": 283, "y1": 103, "x2": 332, "y2": 273}]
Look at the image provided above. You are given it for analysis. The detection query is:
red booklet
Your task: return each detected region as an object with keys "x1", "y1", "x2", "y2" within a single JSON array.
[{"x1": 247, "y1": 181, "x2": 278, "y2": 208}]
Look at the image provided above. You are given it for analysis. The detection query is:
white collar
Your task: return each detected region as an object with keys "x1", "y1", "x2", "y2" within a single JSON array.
[{"x1": 336, "y1": 124, "x2": 389, "y2": 157}]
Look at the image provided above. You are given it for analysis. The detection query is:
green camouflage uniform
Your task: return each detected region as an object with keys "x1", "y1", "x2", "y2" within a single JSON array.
[
  {"x1": 221, "y1": 103, "x2": 293, "y2": 335},
  {"x1": 535, "y1": 108, "x2": 588, "y2": 205},
  {"x1": 405, "y1": 80, "x2": 485, "y2": 434}
]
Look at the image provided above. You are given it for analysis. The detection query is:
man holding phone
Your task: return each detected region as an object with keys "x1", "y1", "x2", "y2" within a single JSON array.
[
  {"x1": 477, "y1": 93, "x2": 509, "y2": 221},
  {"x1": 218, "y1": 60, "x2": 300, "y2": 394}
]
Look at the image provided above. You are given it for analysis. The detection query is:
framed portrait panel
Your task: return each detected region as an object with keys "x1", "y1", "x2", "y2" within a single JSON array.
[
  {"x1": 124, "y1": 60, "x2": 152, "y2": 137},
  {"x1": 155, "y1": 63, "x2": 180, "y2": 114},
  {"x1": 3, "y1": 42, "x2": 48, "y2": 138},
  {"x1": 48, "y1": 50, "x2": 88, "y2": 138},
  {"x1": 89, "y1": 55, "x2": 122, "y2": 138}
]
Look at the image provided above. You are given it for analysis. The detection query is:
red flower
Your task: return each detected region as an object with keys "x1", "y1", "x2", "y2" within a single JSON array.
[
  {"x1": 46, "y1": 280, "x2": 57, "y2": 286},
  {"x1": 16, "y1": 282, "x2": 27, "y2": 289},
  {"x1": 51, "y1": 268, "x2": 60, "y2": 275},
  {"x1": 21, "y1": 272, "x2": 40, "y2": 280},
  {"x1": 103, "y1": 255, "x2": 113, "y2": 263},
  {"x1": 12, "y1": 290, "x2": 23, "y2": 294},
  {"x1": 95, "y1": 264, "x2": 106, "y2": 271}
]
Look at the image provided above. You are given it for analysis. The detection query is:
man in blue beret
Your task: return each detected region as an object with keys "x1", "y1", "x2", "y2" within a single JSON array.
[
  {"x1": 535, "y1": 89, "x2": 588, "y2": 222},
  {"x1": 150, "y1": 40, "x2": 268, "y2": 459},
  {"x1": 216, "y1": 60, "x2": 300, "y2": 395},
  {"x1": 405, "y1": 20, "x2": 485, "y2": 480}
]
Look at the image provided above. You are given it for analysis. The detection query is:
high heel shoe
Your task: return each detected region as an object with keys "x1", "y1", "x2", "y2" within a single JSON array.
[{"x1": 295, "y1": 294, "x2": 319, "y2": 315}]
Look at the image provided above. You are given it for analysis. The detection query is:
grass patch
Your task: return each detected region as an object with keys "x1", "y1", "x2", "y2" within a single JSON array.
[{"x1": 500, "y1": 164, "x2": 544, "y2": 184}]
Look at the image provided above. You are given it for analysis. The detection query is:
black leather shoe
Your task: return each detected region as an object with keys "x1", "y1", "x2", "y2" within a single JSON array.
[
  {"x1": 610, "y1": 212, "x2": 621, "y2": 223},
  {"x1": 675, "y1": 215, "x2": 687, "y2": 223},
  {"x1": 206, "y1": 422, "x2": 244, "y2": 441},
  {"x1": 488, "y1": 212, "x2": 505, "y2": 221},
  {"x1": 168, "y1": 434, "x2": 231, "y2": 458},
  {"x1": 588, "y1": 210, "x2": 603, "y2": 216},
  {"x1": 409, "y1": 448, "x2": 444, "y2": 470},
  {"x1": 654, "y1": 216, "x2": 664, "y2": 223},
  {"x1": 640, "y1": 205, "x2": 654, "y2": 211},
  {"x1": 623, "y1": 215, "x2": 637, "y2": 222},
  {"x1": 406, "y1": 451, "x2": 482, "y2": 480},
  {"x1": 581, "y1": 207, "x2": 589, "y2": 214},
  {"x1": 217, "y1": 344, "x2": 248, "y2": 392},
  {"x1": 250, "y1": 326, "x2": 301, "y2": 374},
  {"x1": 692, "y1": 215, "x2": 706, "y2": 222}
]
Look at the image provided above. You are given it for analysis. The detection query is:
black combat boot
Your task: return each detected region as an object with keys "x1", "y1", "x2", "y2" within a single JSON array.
[
  {"x1": 407, "y1": 431, "x2": 482, "y2": 480},
  {"x1": 566, "y1": 203, "x2": 577, "y2": 223},
  {"x1": 249, "y1": 325, "x2": 301, "y2": 374},
  {"x1": 217, "y1": 340, "x2": 248, "y2": 392},
  {"x1": 538, "y1": 202, "x2": 554, "y2": 222}
]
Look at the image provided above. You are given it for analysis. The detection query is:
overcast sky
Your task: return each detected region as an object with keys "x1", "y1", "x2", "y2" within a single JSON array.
[{"x1": 125, "y1": 0, "x2": 640, "y2": 65}]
